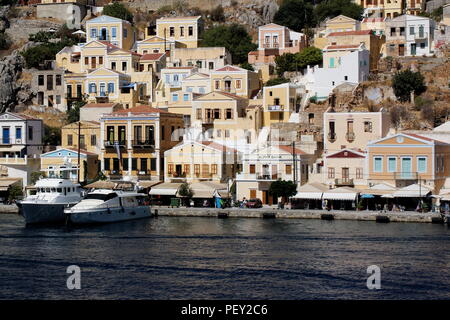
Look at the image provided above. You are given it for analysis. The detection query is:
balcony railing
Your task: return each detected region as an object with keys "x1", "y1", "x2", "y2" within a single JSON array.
[
  {"x1": 137, "y1": 170, "x2": 152, "y2": 180},
  {"x1": 393, "y1": 172, "x2": 419, "y2": 180},
  {"x1": 346, "y1": 132, "x2": 355, "y2": 142},
  {"x1": 132, "y1": 139, "x2": 155, "y2": 148},
  {"x1": 327, "y1": 132, "x2": 336, "y2": 142},
  {"x1": 267, "y1": 105, "x2": 284, "y2": 111},
  {"x1": 202, "y1": 118, "x2": 214, "y2": 124},
  {"x1": 108, "y1": 170, "x2": 123, "y2": 178},
  {"x1": 414, "y1": 32, "x2": 428, "y2": 40},
  {"x1": 104, "y1": 140, "x2": 126, "y2": 148},
  {"x1": 256, "y1": 172, "x2": 278, "y2": 180},
  {"x1": 335, "y1": 178, "x2": 354, "y2": 186},
  {"x1": 0, "y1": 138, "x2": 23, "y2": 145}
]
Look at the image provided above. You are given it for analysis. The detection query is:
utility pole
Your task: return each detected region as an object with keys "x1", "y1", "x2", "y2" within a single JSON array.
[
  {"x1": 292, "y1": 141, "x2": 297, "y2": 184},
  {"x1": 77, "y1": 121, "x2": 81, "y2": 184}
]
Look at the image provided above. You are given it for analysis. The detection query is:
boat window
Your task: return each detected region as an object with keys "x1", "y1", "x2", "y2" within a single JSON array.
[
  {"x1": 84, "y1": 193, "x2": 118, "y2": 201},
  {"x1": 45, "y1": 188, "x2": 50, "y2": 193},
  {"x1": 51, "y1": 188, "x2": 56, "y2": 192},
  {"x1": 57, "y1": 188, "x2": 62, "y2": 193}
]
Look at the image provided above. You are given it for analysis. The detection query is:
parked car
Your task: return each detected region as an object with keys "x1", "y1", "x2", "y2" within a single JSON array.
[{"x1": 246, "y1": 198, "x2": 263, "y2": 208}]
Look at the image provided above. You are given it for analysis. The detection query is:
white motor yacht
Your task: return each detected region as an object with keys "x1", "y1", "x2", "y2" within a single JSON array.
[
  {"x1": 18, "y1": 178, "x2": 83, "y2": 224},
  {"x1": 65, "y1": 189, "x2": 151, "y2": 225}
]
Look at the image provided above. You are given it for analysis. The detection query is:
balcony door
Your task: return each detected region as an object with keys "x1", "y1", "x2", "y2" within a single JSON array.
[
  {"x1": 401, "y1": 157, "x2": 412, "y2": 179},
  {"x1": 118, "y1": 126, "x2": 126, "y2": 144},
  {"x1": 134, "y1": 126, "x2": 142, "y2": 143},
  {"x1": 342, "y1": 167, "x2": 349, "y2": 183},
  {"x1": 145, "y1": 126, "x2": 154, "y2": 143},
  {"x1": 411, "y1": 43, "x2": 416, "y2": 56},
  {"x1": 99, "y1": 83, "x2": 106, "y2": 97}
]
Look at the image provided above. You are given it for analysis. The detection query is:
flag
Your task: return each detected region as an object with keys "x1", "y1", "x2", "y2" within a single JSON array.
[{"x1": 114, "y1": 141, "x2": 121, "y2": 164}]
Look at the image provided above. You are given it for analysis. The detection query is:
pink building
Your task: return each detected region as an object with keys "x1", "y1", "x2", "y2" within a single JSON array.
[{"x1": 248, "y1": 23, "x2": 307, "y2": 64}]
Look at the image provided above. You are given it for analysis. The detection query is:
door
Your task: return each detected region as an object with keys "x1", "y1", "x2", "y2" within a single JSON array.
[
  {"x1": 2, "y1": 127, "x2": 9, "y2": 144},
  {"x1": 99, "y1": 83, "x2": 106, "y2": 96},
  {"x1": 76, "y1": 85, "x2": 82, "y2": 98},
  {"x1": 271, "y1": 165, "x2": 278, "y2": 180},
  {"x1": 342, "y1": 167, "x2": 349, "y2": 183},
  {"x1": 411, "y1": 43, "x2": 416, "y2": 56},
  {"x1": 250, "y1": 189, "x2": 256, "y2": 199},
  {"x1": 401, "y1": 157, "x2": 412, "y2": 179},
  {"x1": 399, "y1": 44, "x2": 405, "y2": 56},
  {"x1": 118, "y1": 126, "x2": 126, "y2": 144}
]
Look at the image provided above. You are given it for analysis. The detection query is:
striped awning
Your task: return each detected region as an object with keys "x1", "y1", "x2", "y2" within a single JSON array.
[
  {"x1": 322, "y1": 187, "x2": 358, "y2": 201},
  {"x1": 293, "y1": 192, "x2": 323, "y2": 200},
  {"x1": 149, "y1": 183, "x2": 181, "y2": 196}
]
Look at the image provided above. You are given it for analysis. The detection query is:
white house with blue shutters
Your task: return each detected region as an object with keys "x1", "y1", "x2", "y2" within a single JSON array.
[{"x1": 0, "y1": 112, "x2": 43, "y2": 187}]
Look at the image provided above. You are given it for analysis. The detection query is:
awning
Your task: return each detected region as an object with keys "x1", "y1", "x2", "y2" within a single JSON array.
[
  {"x1": 137, "y1": 181, "x2": 161, "y2": 189},
  {"x1": 393, "y1": 184, "x2": 432, "y2": 198},
  {"x1": 121, "y1": 83, "x2": 136, "y2": 89},
  {"x1": 323, "y1": 187, "x2": 359, "y2": 201},
  {"x1": 0, "y1": 178, "x2": 21, "y2": 191},
  {"x1": 190, "y1": 182, "x2": 228, "y2": 198},
  {"x1": 0, "y1": 146, "x2": 24, "y2": 153},
  {"x1": 361, "y1": 194, "x2": 375, "y2": 199},
  {"x1": 84, "y1": 180, "x2": 116, "y2": 189},
  {"x1": 293, "y1": 182, "x2": 328, "y2": 199},
  {"x1": 149, "y1": 183, "x2": 181, "y2": 196}
]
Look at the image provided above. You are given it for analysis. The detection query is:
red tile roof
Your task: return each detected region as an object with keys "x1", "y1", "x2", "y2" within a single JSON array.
[
  {"x1": 325, "y1": 44, "x2": 361, "y2": 50},
  {"x1": 201, "y1": 141, "x2": 237, "y2": 153},
  {"x1": 215, "y1": 91, "x2": 245, "y2": 100},
  {"x1": 362, "y1": 17, "x2": 385, "y2": 23},
  {"x1": 113, "y1": 105, "x2": 169, "y2": 114},
  {"x1": 328, "y1": 30, "x2": 373, "y2": 37},
  {"x1": 83, "y1": 103, "x2": 117, "y2": 108},
  {"x1": 248, "y1": 51, "x2": 258, "y2": 55},
  {"x1": 277, "y1": 145, "x2": 307, "y2": 155},
  {"x1": 404, "y1": 133, "x2": 449, "y2": 144},
  {"x1": 215, "y1": 65, "x2": 243, "y2": 72},
  {"x1": 140, "y1": 53, "x2": 165, "y2": 61}
]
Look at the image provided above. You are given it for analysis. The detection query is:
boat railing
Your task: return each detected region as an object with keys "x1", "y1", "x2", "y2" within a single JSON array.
[{"x1": 67, "y1": 203, "x2": 121, "y2": 211}]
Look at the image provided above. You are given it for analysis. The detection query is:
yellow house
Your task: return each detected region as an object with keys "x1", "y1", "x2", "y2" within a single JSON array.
[
  {"x1": 56, "y1": 45, "x2": 82, "y2": 73},
  {"x1": 164, "y1": 140, "x2": 239, "y2": 183},
  {"x1": 210, "y1": 65, "x2": 261, "y2": 99},
  {"x1": 191, "y1": 91, "x2": 263, "y2": 148},
  {"x1": 154, "y1": 16, "x2": 203, "y2": 48},
  {"x1": 135, "y1": 36, "x2": 180, "y2": 55},
  {"x1": 361, "y1": 17, "x2": 387, "y2": 36},
  {"x1": 154, "y1": 66, "x2": 197, "y2": 107},
  {"x1": 40, "y1": 148, "x2": 99, "y2": 183},
  {"x1": 171, "y1": 47, "x2": 232, "y2": 74},
  {"x1": 100, "y1": 105, "x2": 184, "y2": 182},
  {"x1": 61, "y1": 121, "x2": 101, "y2": 154},
  {"x1": 324, "y1": 148, "x2": 367, "y2": 188},
  {"x1": 314, "y1": 15, "x2": 360, "y2": 49},
  {"x1": 85, "y1": 15, "x2": 135, "y2": 50},
  {"x1": 358, "y1": 0, "x2": 404, "y2": 19},
  {"x1": 262, "y1": 82, "x2": 300, "y2": 127},
  {"x1": 64, "y1": 72, "x2": 86, "y2": 108},
  {"x1": 367, "y1": 133, "x2": 450, "y2": 193}
]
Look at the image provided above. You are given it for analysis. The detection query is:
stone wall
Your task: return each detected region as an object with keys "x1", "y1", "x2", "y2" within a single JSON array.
[{"x1": 36, "y1": 3, "x2": 87, "y2": 29}]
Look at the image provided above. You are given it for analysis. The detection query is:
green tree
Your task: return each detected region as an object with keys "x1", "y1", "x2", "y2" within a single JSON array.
[
  {"x1": 315, "y1": 0, "x2": 364, "y2": 22},
  {"x1": 265, "y1": 77, "x2": 290, "y2": 86},
  {"x1": 30, "y1": 171, "x2": 45, "y2": 185},
  {"x1": 21, "y1": 38, "x2": 76, "y2": 68},
  {"x1": 102, "y1": 2, "x2": 133, "y2": 23},
  {"x1": 210, "y1": 5, "x2": 225, "y2": 22},
  {"x1": 43, "y1": 125, "x2": 61, "y2": 146},
  {"x1": 274, "y1": 52, "x2": 297, "y2": 75},
  {"x1": 8, "y1": 185, "x2": 23, "y2": 203},
  {"x1": 295, "y1": 46, "x2": 322, "y2": 69},
  {"x1": 273, "y1": 0, "x2": 316, "y2": 32},
  {"x1": 240, "y1": 61, "x2": 254, "y2": 71},
  {"x1": 201, "y1": 24, "x2": 257, "y2": 64},
  {"x1": 269, "y1": 180, "x2": 297, "y2": 202},
  {"x1": 392, "y1": 70, "x2": 426, "y2": 102},
  {"x1": 178, "y1": 182, "x2": 194, "y2": 206},
  {"x1": 67, "y1": 100, "x2": 86, "y2": 123}
]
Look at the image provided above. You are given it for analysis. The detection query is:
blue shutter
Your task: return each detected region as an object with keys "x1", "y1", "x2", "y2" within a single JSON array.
[
  {"x1": 112, "y1": 27, "x2": 117, "y2": 38},
  {"x1": 388, "y1": 157, "x2": 396, "y2": 172},
  {"x1": 108, "y1": 82, "x2": 115, "y2": 93},
  {"x1": 374, "y1": 157, "x2": 382, "y2": 172},
  {"x1": 418, "y1": 157, "x2": 426, "y2": 173}
]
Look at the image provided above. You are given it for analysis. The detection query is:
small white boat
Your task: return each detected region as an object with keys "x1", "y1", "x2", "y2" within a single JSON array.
[
  {"x1": 65, "y1": 189, "x2": 151, "y2": 225},
  {"x1": 18, "y1": 178, "x2": 83, "y2": 224}
]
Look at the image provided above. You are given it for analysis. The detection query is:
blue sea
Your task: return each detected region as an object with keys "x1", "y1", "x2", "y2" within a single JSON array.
[{"x1": 0, "y1": 214, "x2": 449, "y2": 299}]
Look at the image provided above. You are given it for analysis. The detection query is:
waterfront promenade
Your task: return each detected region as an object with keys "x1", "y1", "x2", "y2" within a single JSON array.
[{"x1": 1, "y1": 204, "x2": 442, "y2": 223}]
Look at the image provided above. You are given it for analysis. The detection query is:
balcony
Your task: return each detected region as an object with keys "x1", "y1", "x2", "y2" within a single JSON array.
[
  {"x1": 132, "y1": 139, "x2": 155, "y2": 149},
  {"x1": 414, "y1": 32, "x2": 428, "y2": 40},
  {"x1": 267, "y1": 105, "x2": 284, "y2": 112},
  {"x1": 256, "y1": 172, "x2": 278, "y2": 180},
  {"x1": 335, "y1": 178, "x2": 354, "y2": 186},
  {"x1": 108, "y1": 170, "x2": 123, "y2": 179},
  {"x1": 263, "y1": 43, "x2": 279, "y2": 49},
  {"x1": 327, "y1": 132, "x2": 336, "y2": 142},
  {"x1": 202, "y1": 118, "x2": 214, "y2": 124},
  {"x1": 393, "y1": 172, "x2": 419, "y2": 180},
  {"x1": 104, "y1": 140, "x2": 127, "y2": 148},
  {"x1": 346, "y1": 132, "x2": 355, "y2": 142}
]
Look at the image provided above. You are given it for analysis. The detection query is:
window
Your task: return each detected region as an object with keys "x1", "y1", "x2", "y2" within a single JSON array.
[
  {"x1": 172, "y1": 94, "x2": 178, "y2": 102},
  {"x1": 286, "y1": 165, "x2": 292, "y2": 175},
  {"x1": 104, "y1": 158, "x2": 110, "y2": 171},
  {"x1": 108, "y1": 82, "x2": 115, "y2": 93},
  {"x1": 122, "y1": 158, "x2": 128, "y2": 171},
  {"x1": 194, "y1": 164, "x2": 200, "y2": 175},
  {"x1": 132, "y1": 158, "x2": 137, "y2": 171},
  {"x1": 188, "y1": 26, "x2": 193, "y2": 36},
  {"x1": 249, "y1": 164, "x2": 255, "y2": 174},
  {"x1": 388, "y1": 157, "x2": 396, "y2": 173},
  {"x1": 124, "y1": 28, "x2": 128, "y2": 38},
  {"x1": 99, "y1": 56, "x2": 103, "y2": 65},
  {"x1": 47, "y1": 75, "x2": 53, "y2": 90},
  {"x1": 161, "y1": 125, "x2": 165, "y2": 140},
  {"x1": 89, "y1": 83, "x2": 96, "y2": 93},
  {"x1": 215, "y1": 80, "x2": 220, "y2": 90},
  {"x1": 56, "y1": 75, "x2": 61, "y2": 86},
  {"x1": 356, "y1": 168, "x2": 363, "y2": 179},
  {"x1": 209, "y1": 62, "x2": 214, "y2": 70},
  {"x1": 55, "y1": 95, "x2": 61, "y2": 104},
  {"x1": 27, "y1": 126, "x2": 33, "y2": 141},
  {"x1": 111, "y1": 27, "x2": 117, "y2": 39},
  {"x1": 196, "y1": 108, "x2": 202, "y2": 120},
  {"x1": 84, "y1": 57, "x2": 89, "y2": 65},
  {"x1": 90, "y1": 28, "x2": 97, "y2": 38},
  {"x1": 38, "y1": 75, "x2": 44, "y2": 86},
  {"x1": 374, "y1": 156, "x2": 383, "y2": 173},
  {"x1": 183, "y1": 164, "x2": 190, "y2": 175},
  {"x1": 417, "y1": 156, "x2": 427, "y2": 173},
  {"x1": 140, "y1": 158, "x2": 148, "y2": 172},
  {"x1": 213, "y1": 109, "x2": 220, "y2": 119},
  {"x1": 390, "y1": 27, "x2": 395, "y2": 36},
  {"x1": 169, "y1": 27, "x2": 175, "y2": 37},
  {"x1": 226, "y1": 108, "x2": 233, "y2": 119},
  {"x1": 91, "y1": 134, "x2": 96, "y2": 146},
  {"x1": 330, "y1": 57, "x2": 335, "y2": 68},
  {"x1": 225, "y1": 130, "x2": 230, "y2": 138},
  {"x1": 111, "y1": 62, "x2": 116, "y2": 70},
  {"x1": 67, "y1": 134, "x2": 73, "y2": 146},
  {"x1": 122, "y1": 61, "x2": 127, "y2": 71},
  {"x1": 364, "y1": 121, "x2": 372, "y2": 132},
  {"x1": 180, "y1": 26, "x2": 184, "y2": 36},
  {"x1": 410, "y1": 26, "x2": 415, "y2": 35},
  {"x1": 211, "y1": 164, "x2": 218, "y2": 175},
  {"x1": 328, "y1": 167, "x2": 335, "y2": 178},
  {"x1": 183, "y1": 94, "x2": 189, "y2": 101},
  {"x1": 420, "y1": 42, "x2": 425, "y2": 49},
  {"x1": 344, "y1": 76, "x2": 348, "y2": 81},
  {"x1": 236, "y1": 80, "x2": 241, "y2": 89},
  {"x1": 15, "y1": 127, "x2": 21, "y2": 140},
  {"x1": 216, "y1": 129, "x2": 221, "y2": 137},
  {"x1": 150, "y1": 158, "x2": 156, "y2": 171}
]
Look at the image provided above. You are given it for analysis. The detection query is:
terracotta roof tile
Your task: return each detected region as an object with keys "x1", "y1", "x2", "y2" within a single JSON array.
[
  {"x1": 277, "y1": 145, "x2": 307, "y2": 155},
  {"x1": 140, "y1": 53, "x2": 165, "y2": 61},
  {"x1": 113, "y1": 105, "x2": 169, "y2": 114},
  {"x1": 82, "y1": 103, "x2": 117, "y2": 108},
  {"x1": 328, "y1": 30, "x2": 373, "y2": 37}
]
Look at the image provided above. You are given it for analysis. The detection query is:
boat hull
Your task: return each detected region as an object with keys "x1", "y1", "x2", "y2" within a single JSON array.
[
  {"x1": 67, "y1": 206, "x2": 152, "y2": 225},
  {"x1": 20, "y1": 202, "x2": 72, "y2": 224}
]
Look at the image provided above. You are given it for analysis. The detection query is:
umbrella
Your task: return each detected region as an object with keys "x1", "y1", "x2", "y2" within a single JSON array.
[
  {"x1": 72, "y1": 30, "x2": 86, "y2": 35},
  {"x1": 361, "y1": 194, "x2": 375, "y2": 199}
]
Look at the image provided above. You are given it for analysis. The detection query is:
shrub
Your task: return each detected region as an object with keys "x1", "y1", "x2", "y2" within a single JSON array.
[
  {"x1": 392, "y1": 70, "x2": 426, "y2": 102},
  {"x1": 210, "y1": 5, "x2": 225, "y2": 22},
  {"x1": 240, "y1": 62, "x2": 254, "y2": 71},
  {"x1": 273, "y1": 0, "x2": 315, "y2": 32},
  {"x1": 265, "y1": 77, "x2": 290, "y2": 86},
  {"x1": 102, "y1": 2, "x2": 133, "y2": 23}
]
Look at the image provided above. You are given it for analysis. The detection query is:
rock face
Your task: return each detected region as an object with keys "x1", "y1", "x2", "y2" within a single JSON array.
[
  {"x1": 0, "y1": 50, "x2": 34, "y2": 112},
  {"x1": 0, "y1": 6, "x2": 11, "y2": 33}
]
